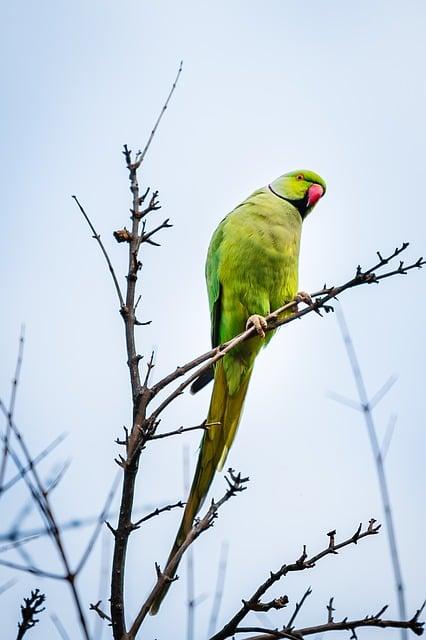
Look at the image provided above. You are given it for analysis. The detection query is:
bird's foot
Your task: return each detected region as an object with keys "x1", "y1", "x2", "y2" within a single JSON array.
[
  {"x1": 295, "y1": 290, "x2": 313, "y2": 306},
  {"x1": 295, "y1": 290, "x2": 323, "y2": 316},
  {"x1": 246, "y1": 314, "x2": 268, "y2": 338}
]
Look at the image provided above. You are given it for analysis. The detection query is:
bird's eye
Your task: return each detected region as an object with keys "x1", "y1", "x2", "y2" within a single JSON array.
[{"x1": 296, "y1": 174, "x2": 304, "y2": 181}]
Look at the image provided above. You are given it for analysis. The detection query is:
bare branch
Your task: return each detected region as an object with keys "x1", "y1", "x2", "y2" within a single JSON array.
[
  {"x1": 209, "y1": 521, "x2": 381, "y2": 640},
  {"x1": 148, "y1": 420, "x2": 219, "y2": 441},
  {"x1": 0, "y1": 402, "x2": 90, "y2": 639},
  {"x1": 0, "y1": 558, "x2": 64, "y2": 580},
  {"x1": 286, "y1": 587, "x2": 312, "y2": 630},
  {"x1": 132, "y1": 500, "x2": 185, "y2": 528},
  {"x1": 72, "y1": 195, "x2": 125, "y2": 308},
  {"x1": 134, "y1": 60, "x2": 183, "y2": 168},
  {"x1": 128, "y1": 470, "x2": 249, "y2": 638},
  {"x1": 0, "y1": 432, "x2": 67, "y2": 496},
  {"x1": 74, "y1": 473, "x2": 120, "y2": 575},
  {"x1": 16, "y1": 589, "x2": 46, "y2": 639}
]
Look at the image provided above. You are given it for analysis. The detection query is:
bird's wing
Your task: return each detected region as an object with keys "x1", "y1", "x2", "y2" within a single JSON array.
[{"x1": 206, "y1": 218, "x2": 225, "y2": 348}]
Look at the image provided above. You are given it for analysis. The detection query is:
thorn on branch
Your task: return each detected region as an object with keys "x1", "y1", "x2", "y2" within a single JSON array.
[
  {"x1": 352, "y1": 522, "x2": 362, "y2": 544},
  {"x1": 296, "y1": 545, "x2": 308, "y2": 567},
  {"x1": 105, "y1": 521, "x2": 117, "y2": 537},
  {"x1": 327, "y1": 597, "x2": 335, "y2": 623},
  {"x1": 138, "y1": 187, "x2": 150, "y2": 205},
  {"x1": 155, "y1": 562, "x2": 179, "y2": 584},
  {"x1": 327, "y1": 530, "x2": 337, "y2": 553}
]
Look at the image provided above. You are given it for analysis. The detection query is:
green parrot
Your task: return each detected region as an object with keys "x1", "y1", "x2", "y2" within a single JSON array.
[{"x1": 150, "y1": 170, "x2": 326, "y2": 614}]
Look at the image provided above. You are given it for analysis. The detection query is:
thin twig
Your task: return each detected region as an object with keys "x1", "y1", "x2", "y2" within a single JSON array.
[
  {"x1": 132, "y1": 500, "x2": 185, "y2": 528},
  {"x1": 72, "y1": 195, "x2": 125, "y2": 308},
  {"x1": 134, "y1": 60, "x2": 183, "y2": 168},
  {"x1": 16, "y1": 589, "x2": 46, "y2": 639},
  {"x1": 286, "y1": 586, "x2": 312, "y2": 630}
]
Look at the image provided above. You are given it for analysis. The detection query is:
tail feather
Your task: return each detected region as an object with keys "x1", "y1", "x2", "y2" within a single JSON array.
[{"x1": 149, "y1": 360, "x2": 252, "y2": 615}]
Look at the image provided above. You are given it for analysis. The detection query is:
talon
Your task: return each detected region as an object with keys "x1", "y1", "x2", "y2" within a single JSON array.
[
  {"x1": 296, "y1": 290, "x2": 313, "y2": 306},
  {"x1": 246, "y1": 314, "x2": 267, "y2": 338}
]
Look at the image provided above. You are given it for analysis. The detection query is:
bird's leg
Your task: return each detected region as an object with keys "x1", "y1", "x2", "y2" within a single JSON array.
[{"x1": 246, "y1": 314, "x2": 268, "y2": 338}]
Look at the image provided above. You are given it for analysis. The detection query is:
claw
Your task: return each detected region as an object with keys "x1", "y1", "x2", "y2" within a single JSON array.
[
  {"x1": 295, "y1": 290, "x2": 322, "y2": 316},
  {"x1": 246, "y1": 314, "x2": 268, "y2": 338},
  {"x1": 296, "y1": 290, "x2": 313, "y2": 306}
]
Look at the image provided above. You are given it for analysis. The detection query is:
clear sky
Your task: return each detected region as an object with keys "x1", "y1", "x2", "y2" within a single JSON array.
[{"x1": 1, "y1": 1, "x2": 425, "y2": 638}]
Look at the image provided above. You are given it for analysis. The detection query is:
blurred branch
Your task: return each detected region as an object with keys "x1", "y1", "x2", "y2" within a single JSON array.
[
  {"x1": 135, "y1": 60, "x2": 183, "y2": 168},
  {"x1": 0, "y1": 402, "x2": 90, "y2": 639},
  {"x1": 208, "y1": 542, "x2": 229, "y2": 637},
  {"x1": 51, "y1": 614, "x2": 71, "y2": 640},
  {"x1": 0, "y1": 326, "x2": 25, "y2": 498},
  {"x1": 0, "y1": 432, "x2": 67, "y2": 497},
  {"x1": 184, "y1": 446, "x2": 195, "y2": 640},
  {"x1": 0, "y1": 577, "x2": 17, "y2": 596},
  {"x1": 333, "y1": 305, "x2": 407, "y2": 638},
  {"x1": 16, "y1": 588, "x2": 46, "y2": 639}
]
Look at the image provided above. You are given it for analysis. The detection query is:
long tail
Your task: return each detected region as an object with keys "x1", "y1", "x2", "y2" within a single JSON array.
[{"x1": 149, "y1": 360, "x2": 252, "y2": 615}]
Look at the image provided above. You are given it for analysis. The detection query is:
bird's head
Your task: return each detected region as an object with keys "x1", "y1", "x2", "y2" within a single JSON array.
[{"x1": 268, "y1": 170, "x2": 326, "y2": 218}]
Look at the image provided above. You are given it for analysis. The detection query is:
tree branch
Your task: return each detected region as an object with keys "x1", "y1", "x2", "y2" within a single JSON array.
[
  {"x1": 16, "y1": 589, "x2": 46, "y2": 639},
  {"x1": 128, "y1": 469, "x2": 249, "y2": 638},
  {"x1": 209, "y1": 520, "x2": 380, "y2": 640}
]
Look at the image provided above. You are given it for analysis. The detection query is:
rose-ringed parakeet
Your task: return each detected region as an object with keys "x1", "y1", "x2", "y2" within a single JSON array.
[{"x1": 150, "y1": 170, "x2": 326, "y2": 614}]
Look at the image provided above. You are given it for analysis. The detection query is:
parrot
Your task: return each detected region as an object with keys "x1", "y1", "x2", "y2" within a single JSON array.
[{"x1": 150, "y1": 169, "x2": 326, "y2": 614}]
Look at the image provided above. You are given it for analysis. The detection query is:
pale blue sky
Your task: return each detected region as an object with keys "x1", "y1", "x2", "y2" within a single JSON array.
[{"x1": 1, "y1": 1, "x2": 425, "y2": 638}]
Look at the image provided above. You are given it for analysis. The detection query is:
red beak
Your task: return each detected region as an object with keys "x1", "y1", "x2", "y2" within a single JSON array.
[{"x1": 307, "y1": 183, "x2": 324, "y2": 208}]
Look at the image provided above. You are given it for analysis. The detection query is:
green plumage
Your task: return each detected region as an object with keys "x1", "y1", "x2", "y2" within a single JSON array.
[{"x1": 150, "y1": 170, "x2": 326, "y2": 614}]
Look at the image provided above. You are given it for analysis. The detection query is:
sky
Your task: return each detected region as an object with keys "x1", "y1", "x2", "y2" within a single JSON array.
[{"x1": 0, "y1": 1, "x2": 425, "y2": 638}]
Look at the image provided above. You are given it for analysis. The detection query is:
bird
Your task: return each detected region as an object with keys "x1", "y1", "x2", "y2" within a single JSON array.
[{"x1": 150, "y1": 169, "x2": 326, "y2": 614}]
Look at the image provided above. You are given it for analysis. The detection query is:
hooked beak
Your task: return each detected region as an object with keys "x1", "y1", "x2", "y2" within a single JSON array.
[{"x1": 307, "y1": 183, "x2": 324, "y2": 208}]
